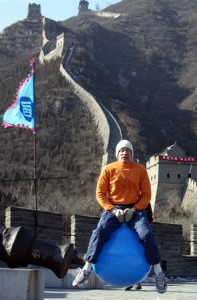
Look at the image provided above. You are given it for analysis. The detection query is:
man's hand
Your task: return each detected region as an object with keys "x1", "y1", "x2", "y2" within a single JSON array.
[
  {"x1": 124, "y1": 208, "x2": 136, "y2": 222},
  {"x1": 112, "y1": 208, "x2": 124, "y2": 223}
]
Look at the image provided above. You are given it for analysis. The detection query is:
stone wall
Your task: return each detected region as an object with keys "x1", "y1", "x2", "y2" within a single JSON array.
[
  {"x1": 70, "y1": 214, "x2": 197, "y2": 278},
  {"x1": 182, "y1": 178, "x2": 197, "y2": 217},
  {"x1": 70, "y1": 214, "x2": 99, "y2": 253},
  {"x1": 39, "y1": 19, "x2": 122, "y2": 166},
  {"x1": 59, "y1": 64, "x2": 122, "y2": 164},
  {"x1": 5, "y1": 206, "x2": 63, "y2": 245},
  {"x1": 190, "y1": 224, "x2": 197, "y2": 255},
  {"x1": 60, "y1": 64, "x2": 110, "y2": 155},
  {"x1": 152, "y1": 183, "x2": 185, "y2": 215},
  {"x1": 95, "y1": 12, "x2": 121, "y2": 19},
  {"x1": 39, "y1": 30, "x2": 79, "y2": 63},
  {"x1": 3, "y1": 208, "x2": 197, "y2": 278}
]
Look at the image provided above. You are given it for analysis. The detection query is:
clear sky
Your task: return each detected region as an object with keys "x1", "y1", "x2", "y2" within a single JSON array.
[{"x1": 0, "y1": 0, "x2": 121, "y2": 32}]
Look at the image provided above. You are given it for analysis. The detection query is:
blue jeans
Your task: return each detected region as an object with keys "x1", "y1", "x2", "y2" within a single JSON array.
[{"x1": 85, "y1": 205, "x2": 161, "y2": 265}]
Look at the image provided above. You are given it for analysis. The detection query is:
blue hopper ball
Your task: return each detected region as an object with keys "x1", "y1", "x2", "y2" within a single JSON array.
[{"x1": 92, "y1": 223, "x2": 151, "y2": 287}]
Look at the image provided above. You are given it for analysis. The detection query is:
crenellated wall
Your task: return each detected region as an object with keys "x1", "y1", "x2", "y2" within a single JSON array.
[{"x1": 39, "y1": 30, "x2": 79, "y2": 63}]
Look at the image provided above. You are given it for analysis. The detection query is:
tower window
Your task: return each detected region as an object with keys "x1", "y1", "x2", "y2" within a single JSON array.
[
  {"x1": 167, "y1": 173, "x2": 170, "y2": 178},
  {"x1": 178, "y1": 174, "x2": 181, "y2": 178}
]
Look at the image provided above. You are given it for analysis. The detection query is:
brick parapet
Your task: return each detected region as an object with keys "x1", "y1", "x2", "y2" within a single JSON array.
[{"x1": 5, "y1": 206, "x2": 63, "y2": 245}]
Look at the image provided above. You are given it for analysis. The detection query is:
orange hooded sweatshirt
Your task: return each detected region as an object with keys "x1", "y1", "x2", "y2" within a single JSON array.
[{"x1": 96, "y1": 161, "x2": 151, "y2": 212}]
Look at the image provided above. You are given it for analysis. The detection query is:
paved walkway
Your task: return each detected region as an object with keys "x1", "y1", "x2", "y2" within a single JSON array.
[{"x1": 44, "y1": 281, "x2": 197, "y2": 300}]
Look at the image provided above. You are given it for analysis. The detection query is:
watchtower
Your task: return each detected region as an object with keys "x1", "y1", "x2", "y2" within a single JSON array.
[
  {"x1": 146, "y1": 143, "x2": 197, "y2": 216},
  {"x1": 78, "y1": 0, "x2": 91, "y2": 15},
  {"x1": 27, "y1": 3, "x2": 42, "y2": 20}
]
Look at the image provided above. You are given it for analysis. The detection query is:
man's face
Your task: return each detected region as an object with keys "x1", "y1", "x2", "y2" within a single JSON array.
[{"x1": 117, "y1": 147, "x2": 132, "y2": 163}]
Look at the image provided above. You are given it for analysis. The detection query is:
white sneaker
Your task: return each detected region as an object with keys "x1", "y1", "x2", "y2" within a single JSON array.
[
  {"x1": 156, "y1": 272, "x2": 167, "y2": 293},
  {"x1": 125, "y1": 283, "x2": 142, "y2": 291},
  {"x1": 72, "y1": 268, "x2": 91, "y2": 287}
]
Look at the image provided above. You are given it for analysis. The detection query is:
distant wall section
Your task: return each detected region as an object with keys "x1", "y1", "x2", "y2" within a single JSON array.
[
  {"x1": 182, "y1": 179, "x2": 197, "y2": 217},
  {"x1": 60, "y1": 64, "x2": 110, "y2": 155}
]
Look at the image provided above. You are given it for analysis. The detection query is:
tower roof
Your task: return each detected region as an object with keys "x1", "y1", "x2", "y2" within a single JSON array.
[{"x1": 159, "y1": 142, "x2": 185, "y2": 157}]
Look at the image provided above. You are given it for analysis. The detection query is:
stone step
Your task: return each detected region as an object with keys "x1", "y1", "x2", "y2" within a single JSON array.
[{"x1": 0, "y1": 268, "x2": 44, "y2": 300}]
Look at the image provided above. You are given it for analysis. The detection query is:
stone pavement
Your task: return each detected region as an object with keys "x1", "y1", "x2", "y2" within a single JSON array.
[{"x1": 44, "y1": 281, "x2": 197, "y2": 300}]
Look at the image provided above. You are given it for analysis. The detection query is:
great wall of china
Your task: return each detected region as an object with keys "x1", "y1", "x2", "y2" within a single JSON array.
[
  {"x1": 37, "y1": 4, "x2": 197, "y2": 218},
  {"x1": 39, "y1": 16, "x2": 122, "y2": 168},
  {"x1": 1, "y1": 2, "x2": 196, "y2": 218}
]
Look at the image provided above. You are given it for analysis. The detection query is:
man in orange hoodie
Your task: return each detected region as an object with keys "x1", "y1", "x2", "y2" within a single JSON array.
[{"x1": 72, "y1": 139, "x2": 167, "y2": 293}]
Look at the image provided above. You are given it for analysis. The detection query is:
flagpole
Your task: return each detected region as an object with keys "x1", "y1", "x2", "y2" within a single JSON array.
[
  {"x1": 34, "y1": 133, "x2": 38, "y2": 238},
  {"x1": 31, "y1": 59, "x2": 38, "y2": 238},
  {"x1": 1, "y1": 58, "x2": 38, "y2": 237}
]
